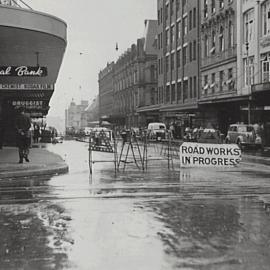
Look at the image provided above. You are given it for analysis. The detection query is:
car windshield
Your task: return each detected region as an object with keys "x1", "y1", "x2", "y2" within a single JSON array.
[{"x1": 238, "y1": 126, "x2": 254, "y2": 132}]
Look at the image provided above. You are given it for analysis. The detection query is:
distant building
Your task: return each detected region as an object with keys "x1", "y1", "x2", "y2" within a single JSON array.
[
  {"x1": 98, "y1": 20, "x2": 158, "y2": 128},
  {"x1": 112, "y1": 19, "x2": 158, "y2": 127},
  {"x1": 98, "y1": 62, "x2": 114, "y2": 122},
  {"x1": 65, "y1": 100, "x2": 89, "y2": 132}
]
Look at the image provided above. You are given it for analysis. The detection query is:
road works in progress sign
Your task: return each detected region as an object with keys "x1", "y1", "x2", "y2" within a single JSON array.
[{"x1": 180, "y1": 142, "x2": 241, "y2": 167}]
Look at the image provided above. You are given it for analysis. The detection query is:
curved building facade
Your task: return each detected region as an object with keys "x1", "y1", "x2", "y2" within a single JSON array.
[{"x1": 0, "y1": 2, "x2": 67, "y2": 144}]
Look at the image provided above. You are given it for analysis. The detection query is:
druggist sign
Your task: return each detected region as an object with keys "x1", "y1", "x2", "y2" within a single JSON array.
[{"x1": 180, "y1": 142, "x2": 241, "y2": 167}]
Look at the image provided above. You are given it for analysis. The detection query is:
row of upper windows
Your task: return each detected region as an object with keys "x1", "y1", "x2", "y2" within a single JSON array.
[
  {"x1": 158, "y1": 0, "x2": 194, "y2": 26},
  {"x1": 158, "y1": 41, "x2": 197, "y2": 75},
  {"x1": 244, "y1": 2, "x2": 270, "y2": 44},
  {"x1": 203, "y1": 22, "x2": 234, "y2": 57},
  {"x1": 158, "y1": 13, "x2": 196, "y2": 50},
  {"x1": 203, "y1": 0, "x2": 233, "y2": 18}
]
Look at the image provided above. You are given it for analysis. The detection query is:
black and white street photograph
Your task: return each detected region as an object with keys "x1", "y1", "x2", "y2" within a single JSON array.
[{"x1": 1, "y1": 0, "x2": 270, "y2": 269}]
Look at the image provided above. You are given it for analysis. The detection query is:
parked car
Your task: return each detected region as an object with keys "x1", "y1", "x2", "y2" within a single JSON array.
[
  {"x1": 52, "y1": 136, "x2": 63, "y2": 144},
  {"x1": 147, "y1": 122, "x2": 166, "y2": 141},
  {"x1": 197, "y1": 128, "x2": 223, "y2": 144},
  {"x1": 225, "y1": 124, "x2": 262, "y2": 149}
]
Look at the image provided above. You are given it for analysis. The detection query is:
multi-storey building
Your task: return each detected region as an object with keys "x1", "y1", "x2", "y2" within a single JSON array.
[
  {"x1": 153, "y1": 0, "x2": 200, "y2": 130},
  {"x1": 112, "y1": 20, "x2": 158, "y2": 127},
  {"x1": 199, "y1": 0, "x2": 237, "y2": 133},
  {"x1": 98, "y1": 62, "x2": 114, "y2": 122},
  {"x1": 237, "y1": 0, "x2": 270, "y2": 145},
  {"x1": 65, "y1": 100, "x2": 89, "y2": 132}
]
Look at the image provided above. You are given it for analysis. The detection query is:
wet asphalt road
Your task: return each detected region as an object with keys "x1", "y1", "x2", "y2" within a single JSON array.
[{"x1": 1, "y1": 141, "x2": 270, "y2": 270}]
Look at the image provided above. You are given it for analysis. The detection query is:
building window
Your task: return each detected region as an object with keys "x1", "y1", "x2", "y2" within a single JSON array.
[
  {"x1": 189, "y1": 42, "x2": 193, "y2": 62},
  {"x1": 262, "y1": 1, "x2": 270, "y2": 36},
  {"x1": 183, "y1": 79, "x2": 188, "y2": 100},
  {"x1": 189, "y1": 10, "x2": 192, "y2": 30},
  {"x1": 211, "y1": 0, "x2": 215, "y2": 13},
  {"x1": 228, "y1": 21, "x2": 234, "y2": 48},
  {"x1": 161, "y1": 8, "x2": 163, "y2": 23},
  {"x1": 176, "y1": 0, "x2": 180, "y2": 12},
  {"x1": 151, "y1": 88, "x2": 156, "y2": 105},
  {"x1": 228, "y1": 68, "x2": 235, "y2": 90},
  {"x1": 177, "y1": 82, "x2": 181, "y2": 101},
  {"x1": 166, "y1": 56, "x2": 169, "y2": 73},
  {"x1": 219, "y1": 26, "x2": 224, "y2": 52},
  {"x1": 177, "y1": 50, "x2": 181, "y2": 68},
  {"x1": 183, "y1": 46, "x2": 187, "y2": 65},
  {"x1": 193, "y1": 76, "x2": 197, "y2": 98},
  {"x1": 176, "y1": 21, "x2": 181, "y2": 42},
  {"x1": 170, "y1": 0, "x2": 174, "y2": 17},
  {"x1": 158, "y1": 10, "x2": 160, "y2": 25},
  {"x1": 171, "y1": 53, "x2": 175, "y2": 70},
  {"x1": 204, "y1": 35, "x2": 209, "y2": 57},
  {"x1": 219, "y1": 70, "x2": 224, "y2": 91},
  {"x1": 193, "y1": 8, "x2": 196, "y2": 28},
  {"x1": 211, "y1": 73, "x2": 216, "y2": 93},
  {"x1": 183, "y1": 16, "x2": 188, "y2": 36},
  {"x1": 166, "y1": 29, "x2": 170, "y2": 46},
  {"x1": 171, "y1": 84, "x2": 176, "y2": 102},
  {"x1": 193, "y1": 41, "x2": 197, "y2": 60},
  {"x1": 244, "y1": 57, "x2": 254, "y2": 86},
  {"x1": 244, "y1": 9, "x2": 254, "y2": 43},
  {"x1": 160, "y1": 32, "x2": 163, "y2": 48},
  {"x1": 171, "y1": 25, "x2": 175, "y2": 44},
  {"x1": 166, "y1": 85, "x2": 170, "y2": 103},
  {"x1": 165, "y1": 4, "x2": 169, "y2": 20},
  {"x1": 211, "y1": 31, "x2": 216, "y2": 54},
  {"x1": 203, "y1": 75, "x2": 208, "y2": 95},
  {"x1": 161, "y1": 57, "x2": 163, "y2": 74},
  {"x1": 262, "y1": 58, "x2": 270, "y2": 82},
  {"x1": 204, "y1": 0, "x2": 208, "y2": 18},
  {"x1": 182, "y1": 0, "x2": 187, "y2": 10},
  {"x1": 219, "y1": 0, "x2": 224, "y2": 9},
  {"x1": 189, "y1": 77, "x2": 193, "y2": 98}
]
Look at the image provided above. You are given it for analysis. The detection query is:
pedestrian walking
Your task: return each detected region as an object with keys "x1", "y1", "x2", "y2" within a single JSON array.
[
  {"x1": 15, "y1": 107, "x2": 31, "y2": 163},
  {"x1": 33, "y1": 123, "x2": 40, "y2": 143}
]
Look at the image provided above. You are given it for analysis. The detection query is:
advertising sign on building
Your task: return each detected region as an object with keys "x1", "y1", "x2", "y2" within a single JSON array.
[
  {"x1": 10, "y1": 100, "x2": 44, "y2": 109},
  {"x1": 0, "y1": 84, "x2": 54, "y2": 90},
  {"x1": 180, "y1": 142, "x2": 241, "y2": 167},
  {"x1": 0, "y1": 66, "x2": 47, "y2": 77}
]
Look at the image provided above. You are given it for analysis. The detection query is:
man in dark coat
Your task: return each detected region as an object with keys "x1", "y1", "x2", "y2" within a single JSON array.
[{"x1": 15, "y1": 107, "x2": 31, "y2": 163}]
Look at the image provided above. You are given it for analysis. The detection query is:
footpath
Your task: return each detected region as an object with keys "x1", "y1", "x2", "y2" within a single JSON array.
[{"x1": 0, "y1": 145, "x2": 68, "y2": 179}]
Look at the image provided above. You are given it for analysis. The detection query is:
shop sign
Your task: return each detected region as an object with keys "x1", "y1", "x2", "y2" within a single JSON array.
[
  {"x1": 180, "y1": 142, "x2": 241, "y2": 167},
  {"x1": 11, "y1": 100, "x2": 44, "y2": 109},
  {"x1": 0, "y1": 66, "x2": 47, "y2": 77},
  {"x1": 0, "y1": 84, "x2": 54, "y2": 90}
]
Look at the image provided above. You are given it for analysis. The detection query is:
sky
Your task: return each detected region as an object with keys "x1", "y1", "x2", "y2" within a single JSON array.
[{"x1": 26, "y1": 0, "x2": 157, "y2": 119}]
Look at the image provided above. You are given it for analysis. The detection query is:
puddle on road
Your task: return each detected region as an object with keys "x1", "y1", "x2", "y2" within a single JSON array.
[{"x1": 0, "y1": 196, "x2": 270, "y2": 270}]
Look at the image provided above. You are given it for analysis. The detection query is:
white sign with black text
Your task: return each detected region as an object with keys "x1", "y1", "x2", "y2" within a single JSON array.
[{"x1": 180, "y1": 142, "x2": 241, "y2": 168}]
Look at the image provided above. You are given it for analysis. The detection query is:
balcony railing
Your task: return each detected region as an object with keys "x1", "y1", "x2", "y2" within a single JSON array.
[
  {"x1": 202, "y1": 46, "x2": 236, "y2": 67},
  {"x1": 0, "y1": 0, "x2": 32, "y2": 10}
]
